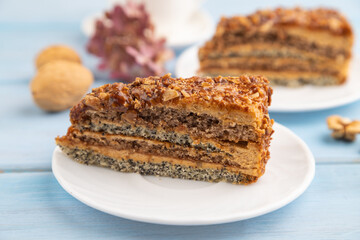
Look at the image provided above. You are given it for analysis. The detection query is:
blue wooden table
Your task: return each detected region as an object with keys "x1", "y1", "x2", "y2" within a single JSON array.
[{"x1": 1, "y1": 0, "x2": 360, "y2": 239}]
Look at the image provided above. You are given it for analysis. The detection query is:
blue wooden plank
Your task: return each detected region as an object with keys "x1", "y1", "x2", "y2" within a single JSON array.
[
  {"x1": 0, "y1": 82, "x2": 106, "y2": 170},
  {"x1": 0, "y1": 164, "x2": 360, "y2": 239},
  {"x1": 0, "y1": 29, "x2": 96, "y2": 84},
  {"x1": 271, "y1": 100, "x2": 360, "y2": 162},
  {"x1": 0, "y1": 0, "x2": 360, "y2": 239}
]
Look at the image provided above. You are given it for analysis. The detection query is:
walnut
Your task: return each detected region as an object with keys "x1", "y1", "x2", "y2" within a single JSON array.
[
  {"x1": 327, "y1": 115, "x2": 360, "y2": 141},
  {"x1": 201, "y1": 82, "x2": 212, "y2": 88},
  {"x1": 180, "y1": 90, "x2": 190, "y2": 98},
  {"x1": 121, "y1": 111, "x2": 137, "y2": 124},
  {"x1": 133, "y1": 99, "x2": 141, "y2": 109},
  {"x1": 35, "y1": 45, "x2": 81, "y2": 69},
  {"x1": 30, "y1": 60, "x2": 93, "y2": 112},
  {"x1": 250, "y1": 92, "x2": 260, "y2": 99},
  {"x1": 213, "y1": 95, "x2": 223, "y2": 101},
  {"x1": 84, "y1": 95, "x2": 101, "y2": 109},
  {"x1": 98, "y1": 92, "x2": 109, "y2": 100},
  {"x1": 162, "y1": 89, "x2": 180, "y2": 101},
  {"x1": 329, "y1": 18, "x2": 341, "y2": 32},
  {"x1": 143, "y1": 78, "x2": 155, "y2": 85},
  {"x1": 259, "y1": 21, "x2": 273, "y2": 32}
]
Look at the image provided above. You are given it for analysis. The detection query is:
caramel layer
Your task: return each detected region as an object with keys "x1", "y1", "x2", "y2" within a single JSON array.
[
  {"x1": 199, "y1": 69, "x2": 345, "y2": 86},
  {"x1": 59, "y1": 127, "x2": 264, "y2": 170},
  {"x1": 200, "y1": 57, "x2": 350, "y2": 76},
  {"x1": 200, "y1": 43, "x2": 348, "y2": 63},
  {"x1": 57, "y1": 140, "x2": 261, "y2": 177},
  {"x1": 59, "y1": 145, "x2": 259, "y2": 184}
]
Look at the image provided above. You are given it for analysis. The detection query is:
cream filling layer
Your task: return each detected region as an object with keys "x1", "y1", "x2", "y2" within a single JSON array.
[
  {"x1": 63, "y1": 128, "x2": 263, "y2": 170},
  {"x1": 199, "y1": 68, "x2": 347, "y2": 80},
  {"x1": 200, "y1": 57, "x2": 349, "y2": 75},
  {"x1": 57, "y1": 140, "x2": 261, "y2": 176}
]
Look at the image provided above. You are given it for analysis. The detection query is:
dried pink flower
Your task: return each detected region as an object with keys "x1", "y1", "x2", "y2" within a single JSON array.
[{"x1": 87, "y1": 2, "x2": 174, "y2": 82}]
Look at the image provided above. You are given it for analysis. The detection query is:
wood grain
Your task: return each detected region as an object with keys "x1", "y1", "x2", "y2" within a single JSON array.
[
  {"x1": 0, "y1": 165, "x2": 359, "y2": 239},
  {"x1": 1, "y1": 0, "x2": 360, "y2": 239}
]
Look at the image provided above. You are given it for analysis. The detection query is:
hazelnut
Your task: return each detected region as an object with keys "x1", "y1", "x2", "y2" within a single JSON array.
[
  {"x1": 30, "y1": 60, "x2": 93, "y2": 112},
  {"x1": 35, "y1": 45, "x2": 81, "y2": 69}
]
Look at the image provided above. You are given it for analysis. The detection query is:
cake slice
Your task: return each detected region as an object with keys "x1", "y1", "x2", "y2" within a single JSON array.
[
  {"x1": 56, "y1": 74, "x2": 274, "y2": 184},
  {"x1": 198, "y1": 7, "x2": 353, "y2": 87}
]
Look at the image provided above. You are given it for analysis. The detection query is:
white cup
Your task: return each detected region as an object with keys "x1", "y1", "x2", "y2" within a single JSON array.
[{"x1": 110, "y1": 0, "x2": 205, "y2": 36}]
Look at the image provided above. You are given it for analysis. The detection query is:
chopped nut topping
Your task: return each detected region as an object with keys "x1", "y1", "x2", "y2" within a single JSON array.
[
  {"x1": 181, "y1": 90, "x2": 190, "y2": 98},
  {"x1": 84, "y1": 95, "x2": 101, "y2": 107},
  {"x1": 250, "y1": 92, "x2": 260, "y2": 99},
  {"x1": 133, "y1": 99, "x2": 141, "y2": 109},
  {"x1": 201, "y1": 82, "x2": 212, "y2": 88},
  {"x1": 213, "y1": 96, "x2": 223, "y2": 101},
  {"x1": 162, "y1": 89, "x2": 180, "y2": 102},
  {"x1": 259, "y1": 21, "x2": 274, "y2": 32},
  {"x1": 98, "y1": 92, "x2": 110, "y2": 102},
  {"x1": 215, "y1": 7, "x2": 352, "y2": 36},
  {"x1": 229, "y1": 122, "x2": 236, "y2": 128},
  {"x1": 143, "y1": 78, "x2": 155, "y2": 85},
  {"x1": 70, "y1": 74, "x2": 272, "y2": 126},
  {"x1": 121, "y1": 111, "x2": 137, "y2": 124},
  {"x1": 327, "y1": 115, "x2": 360, "y2": 141}
]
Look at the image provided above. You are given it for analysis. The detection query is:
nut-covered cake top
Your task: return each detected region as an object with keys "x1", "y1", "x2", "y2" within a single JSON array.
[
  {"x1": 216, "y1": 7, "x2": 352, "y2": 36},
  {"x1": 71, "y1": 74, "x2": 272, "y2": 122}
]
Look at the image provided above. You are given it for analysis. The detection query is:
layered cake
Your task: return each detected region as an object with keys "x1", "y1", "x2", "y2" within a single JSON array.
[
  {"x1": 56, "y1": 74, "x2": 274, "y2": 184},
  {"x1": 198, "y1": 7, "x2": 353, "y2": 87}
]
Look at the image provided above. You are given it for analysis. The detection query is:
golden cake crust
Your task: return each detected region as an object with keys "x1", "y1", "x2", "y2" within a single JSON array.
[
  {"x1": 71, "y1": 74, "x2": 273, "y2": 123},
  {"x1": 216, "y1": 7, "x2": 352, "y2": 36}
]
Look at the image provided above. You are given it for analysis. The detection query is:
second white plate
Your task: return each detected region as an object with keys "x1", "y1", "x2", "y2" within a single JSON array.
[
  {"x1": 175, "y1": 45, "x2": 360, "y2": 112},
  {"x1": 52, "y1": 122, "x2": 314, "y2": 226}
]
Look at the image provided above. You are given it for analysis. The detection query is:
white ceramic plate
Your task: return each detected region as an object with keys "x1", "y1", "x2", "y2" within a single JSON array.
[
  {"x1": 175, "y1": 45, "x2": 360, "y2": 112},
  {"x1": 82, "y1": 10, "x2": 214, "y2": 49},
  {"x1": 52, "y1": 122, "x2": 314, "y2": 225}
]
